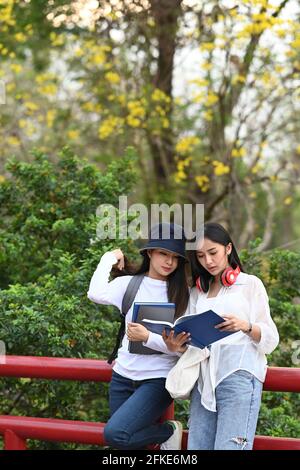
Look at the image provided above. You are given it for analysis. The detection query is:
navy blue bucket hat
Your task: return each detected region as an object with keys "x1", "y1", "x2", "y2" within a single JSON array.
[{"x1": 139, "y1": 222, "x2": 188, "y2": 261}]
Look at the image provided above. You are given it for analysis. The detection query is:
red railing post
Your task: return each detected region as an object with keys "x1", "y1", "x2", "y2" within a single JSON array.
[
  {"x1": 161, "y1": 402, "x2": 175, "y2": 421},
  {"x1": 4, "y1": 430, "x2": 27, "y2": 450}
]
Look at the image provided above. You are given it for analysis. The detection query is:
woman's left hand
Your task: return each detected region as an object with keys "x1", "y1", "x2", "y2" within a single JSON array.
[
  {"x1": 215, "y1": 314, "x2": 249, "y2": 333},
  {"x1": 127, "y1": 322, "x2": 149, "y2": 342}
]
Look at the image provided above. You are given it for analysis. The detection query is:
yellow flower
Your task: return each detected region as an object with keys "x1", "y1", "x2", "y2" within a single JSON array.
[
  {"x1": 75, "y1": 47, "x2": 84, "y2": 57},
  {"x1": 14, "y1": 32, "x2": 27, "y2": 43},
  {"x1": 231, "y1": 147, "x2": 246, "y2": 158},
  {"x1": 82, "y1": 101, "x2": 96, "y2": 112},
  {"x1": 177, "y1": 157, "x2": 192, "y2": 171},
  {"x1": 6, "y1": 82, "x2": 16, "y2": 92},
  {"x1": 212, "y1": 161, "x2": 230, "y2": 176},
  {"x1": 89, "y1": 51, "x2": 106, "y2": 65},
  {"x1": 275, "y1": 29, "x2": 286, "y2": 38},
  {"x1": 200, "y1": 42, "x2": 214, "y2": 52},
  {"x1": 192, "y1": 92, "x2": 206, "y2": 104},
  {"x1": 195, "y1": 175, "x2": 210, "y2": 192},
  {"x1": 98, "y1": 116, "x2": 124, "y2": 140},
  {"x1": 291, "y1": 38, "x2": 300, "y2": 49},
  {"x1": 206, "y1": 92, "x2": 218, "y2": 107},
  {"x1": 151, "y1": 88, "x2": 170, "y2": 102},
  {"x1": 127, "y1": 101, "x2": 145, "y2": 118},
  {"x1": 229, "y1": 9, "x2": 238, "y2": 17},
  {"x1": 201, "y1": 62, "x2": 213, "y2": 71},
  {"x1": 24, "y1": 101, "x2": 39, "y2": 112},
  {"x1": 232, "y1": 75, "x2": 246, "y2": 85},
  {"x1": 25, "y1": 24, "x2": 33, "y2": 35},
  {"x1": 24, "y1": 124, "x2": 36, "y2": 137},
  {"x1": 0, "y1": 0, "x2": 15, "y2": 27},
  {"x1": 174, "y1": 157, "x2": 192, "y2": 183},
  {"x1": 0, "y1": 175, "x2": 6, "y2": 183},
  {"x1": 118, "y1": 94, "x2": 126, "y2": 106},
  {"x1": 35, "y1": 73, "x2": 56, "y2": 84},
  {"x1": 67, "y1": 130, "x2": 80, "y2": 140},
  {"x1": 284, "y1": 197, "x2": 292, "y2": 205},
  {"x1": 251, "y1": 164, "x2": 262, "y2": 174},
  {"x1": 174, "y1": 170, "x2": 187, "y2": 183},
  {"x1": 37, "y1": 84, "x2": 57, "y2": 96},
  {"x1": 203, "y1": 110, "x2": 213, "y2": 121},
  {"x1": 7, "y1": 136, "x2": 20, "y2": 146},
  {"x1": 46, "y1": 110, "x2": 56, "y2": 128},
  {"x1": 296, "y1": 145, "x2": 300, "y2": 154},
  {"x1": 0, "y1": 47, "x2": 9, "y2": 55},
  {"x1": 18, "y1": 119, "x2": 27, "y2": 129},
  {"x1": 10, "y1": 63, "x2": 23, "y2": 74},
  {"x1": 126, "y1": 116, "x2": 141, "y2": 128},
  {"x1": 147, "y1": 18, "x2": 155, "y2": 27},
  {"x1": 175, "y1": 136, "x2": 200, "y2": 155},
  {"x1": 105, "y1": 72, "x2": 120, "y2": 84},
  {"x1": 189, "y1": 78, "x2": 209, "y2": 87},
  {"x1": 50, "y1": 32, "x2": 64, "y2": 46}
]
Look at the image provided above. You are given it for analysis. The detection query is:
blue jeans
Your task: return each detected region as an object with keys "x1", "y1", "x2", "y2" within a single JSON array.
[
  {"x1": 188, "y1": 370, "x2": 263, "y2": 450},
  {"x1": 104, "y1": 371, "x2": 173, "y2": 450}
]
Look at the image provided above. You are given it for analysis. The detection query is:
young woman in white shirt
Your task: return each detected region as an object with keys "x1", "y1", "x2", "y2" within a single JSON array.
[
  {"x1": 87, "y1": 223, "x2": 189, "y2": 450},
  {"x1": 184, "y1": 222, "x2": 279, "y2": 450}
]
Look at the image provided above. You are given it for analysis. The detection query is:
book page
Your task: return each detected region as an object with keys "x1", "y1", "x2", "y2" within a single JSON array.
[{"x1": 142, "y1": 319, "x2": 174, "y2": 328}]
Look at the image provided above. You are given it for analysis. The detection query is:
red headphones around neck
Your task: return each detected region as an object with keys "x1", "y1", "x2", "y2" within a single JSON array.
[{"x1": 196, "y1": 265, "x2": 241, "y2": 292}]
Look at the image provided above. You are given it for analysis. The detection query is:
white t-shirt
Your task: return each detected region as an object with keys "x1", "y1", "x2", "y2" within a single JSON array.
[
  {"x1": 87, "y1": 252, "x2": 179, "y2": 380},
  {"x1": 186, "y1": 272, "x2": 279, "y2": 411}
]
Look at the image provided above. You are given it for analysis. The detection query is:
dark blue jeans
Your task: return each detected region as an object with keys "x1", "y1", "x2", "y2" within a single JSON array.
[{"x1": 104, "y1": 371, "x2": 173, "y2": 450}]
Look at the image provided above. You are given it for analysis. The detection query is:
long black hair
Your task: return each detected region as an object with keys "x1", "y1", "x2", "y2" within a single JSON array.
[
  {"x1": 189, "y1": 222, "x2": 244, "y2": 293},
  {"x1": 111, "y1": 252, "x2": 189, "y2": 319}
]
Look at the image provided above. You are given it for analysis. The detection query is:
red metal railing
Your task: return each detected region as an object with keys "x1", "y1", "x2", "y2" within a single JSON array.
[{"x1": 0, "y1": 356, "x2": 299, "y2": 450}]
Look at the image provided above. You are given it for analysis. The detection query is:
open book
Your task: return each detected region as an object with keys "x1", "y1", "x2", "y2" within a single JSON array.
[
  {"x1": 128, "y1": 302, "x2": 175, "y2": 354},
  {"x1": 141, "y1": 310, "x2": 237, "y2": 349}
]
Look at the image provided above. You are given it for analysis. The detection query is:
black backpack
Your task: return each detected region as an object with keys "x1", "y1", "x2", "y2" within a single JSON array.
[{"x1": 107, "y1": 274, "x2": 145, "y2": 364}]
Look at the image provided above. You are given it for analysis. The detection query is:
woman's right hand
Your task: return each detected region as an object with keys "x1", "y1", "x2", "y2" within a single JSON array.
[{"x1": 111, "y1": 248, "x2": 125, "y2": 270}]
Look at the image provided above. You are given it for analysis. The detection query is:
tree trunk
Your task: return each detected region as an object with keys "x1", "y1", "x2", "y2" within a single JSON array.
[{"x1": 148, "y1": 0, "x2": 183, "y2": 187}]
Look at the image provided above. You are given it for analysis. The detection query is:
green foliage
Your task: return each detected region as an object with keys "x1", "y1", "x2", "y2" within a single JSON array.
[
  {"x1": 0, "y1": 147, "x2": 137, "y2": 449},
  {"x1": 258, "y1": 393, "x2": 300, "y2": 438},
  {"x1": 0, "y1": 146, "x2": 137, "y2": 287},
  {"x1": 241, "y1": 245, "x2": 300, "y2": 437}
]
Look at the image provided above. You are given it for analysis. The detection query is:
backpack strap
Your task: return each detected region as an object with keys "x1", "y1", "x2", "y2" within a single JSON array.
[{"x1": 107, "y1": 274, "x2": 145, "y2": 364}]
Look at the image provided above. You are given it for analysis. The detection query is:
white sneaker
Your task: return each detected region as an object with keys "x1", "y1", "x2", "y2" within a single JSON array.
[{"x1": 160, "y1": 420, "x2": 183, "y2": 450}]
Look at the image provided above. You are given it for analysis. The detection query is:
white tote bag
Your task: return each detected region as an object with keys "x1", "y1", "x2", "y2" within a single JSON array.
[{"x1": 166, "y1": 346, "x2": 210, "y2": 400}]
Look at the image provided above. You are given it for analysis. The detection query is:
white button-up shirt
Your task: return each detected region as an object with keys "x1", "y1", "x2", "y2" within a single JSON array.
[{"x1": 186, "y1": 272, "x2": 279, "y2": 412}]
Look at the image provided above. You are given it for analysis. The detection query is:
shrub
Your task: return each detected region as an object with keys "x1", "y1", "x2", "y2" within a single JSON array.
[{"x1": 0, "y1": 147, "x2": 138, "y2": 448}]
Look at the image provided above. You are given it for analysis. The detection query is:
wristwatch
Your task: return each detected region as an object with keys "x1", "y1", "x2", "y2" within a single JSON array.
[{"x1": 245, "y1": 322, "x2": 253, "y2": 334}]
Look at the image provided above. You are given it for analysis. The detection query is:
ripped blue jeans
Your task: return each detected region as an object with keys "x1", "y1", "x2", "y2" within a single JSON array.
[{"x1": 188, "y1": 370, "x2": 263, "y2": 450}]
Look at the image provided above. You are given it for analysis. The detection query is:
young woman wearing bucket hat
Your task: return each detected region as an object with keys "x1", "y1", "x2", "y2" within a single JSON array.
[{"x1": 87, "y1": 222, "x2": 190, "y2": 450}]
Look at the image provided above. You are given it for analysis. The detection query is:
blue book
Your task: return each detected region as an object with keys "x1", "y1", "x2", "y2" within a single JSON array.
[
  {"x1": 129, "y1": 302, "x2": 175, "y2": 354},
  {"x1": 141, "y1": 310, "x2": 236, "y2": 349}
]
